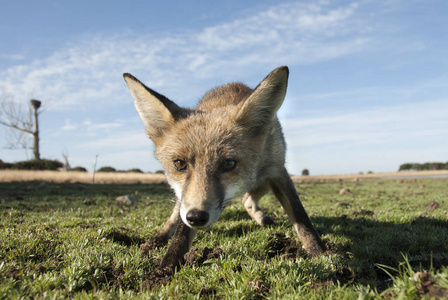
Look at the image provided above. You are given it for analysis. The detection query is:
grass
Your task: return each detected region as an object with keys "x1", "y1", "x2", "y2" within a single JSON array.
[{"x1": 0, "y1": 178, "x2": 447, "y2": 299}]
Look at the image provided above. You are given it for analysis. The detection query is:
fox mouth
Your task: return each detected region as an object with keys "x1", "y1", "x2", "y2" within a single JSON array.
[
  {"x1": 178, "y1": 184, "x2": 242, "y2": 230},
  {"x1": 185, "y1": 223, "x2": 212, "y2": 230}
]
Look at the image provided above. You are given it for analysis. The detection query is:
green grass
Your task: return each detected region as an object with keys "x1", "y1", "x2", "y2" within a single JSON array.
[{"x1": 1, "y1": 178, "x2": 447, "y2": 299}]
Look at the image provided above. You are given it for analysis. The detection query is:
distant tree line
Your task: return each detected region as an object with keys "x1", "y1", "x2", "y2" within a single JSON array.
[
  {"x1": 0, "y1": 158, "x2": 89, "y2": 171},
  {"x1": 399, "y1": 162, "x2": 448, "y2": 171},
  {"x1": 0, "y1": 159, "x2": 154, "y2": 173},
  {"x1": 96, "y1": 166, "x2": 147, "y2": 173},
  {"x1": 95, "y1": 166, "x2": 162, "y2": 174},
  {"x1": 0, "y1": 159, "x2": 64, "y2": 170}
]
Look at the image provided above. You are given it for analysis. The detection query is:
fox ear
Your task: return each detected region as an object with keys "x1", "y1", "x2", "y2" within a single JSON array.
[
  {"x1": 123, "y1": 73, "x2": 184, "y2": 141},
  {"x1": 236, "y1": 66, "x2": 289, "y2": 134}
]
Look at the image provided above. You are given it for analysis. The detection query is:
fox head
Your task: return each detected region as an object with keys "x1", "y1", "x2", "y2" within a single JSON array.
[{"x1": 124, "y1": 67, "x2": 289, "y2": 230}]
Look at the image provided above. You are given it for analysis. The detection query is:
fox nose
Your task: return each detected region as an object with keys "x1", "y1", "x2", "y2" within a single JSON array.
[{"x1": 186, "y1": 210, "x2": 209, "y2": 227}]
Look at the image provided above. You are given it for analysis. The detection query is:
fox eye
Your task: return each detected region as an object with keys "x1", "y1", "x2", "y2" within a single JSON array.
[
  {"x1": 221, "y1": 159, "x2": 237, "y2": 172},
  {"x1": 174, "y1": 159, "x2": 187, "y2": 171}
]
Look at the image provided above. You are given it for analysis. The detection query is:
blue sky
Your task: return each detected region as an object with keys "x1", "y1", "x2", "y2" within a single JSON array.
[{"x1": 1, "y1": 0, "x2": 447, "y2": 175}]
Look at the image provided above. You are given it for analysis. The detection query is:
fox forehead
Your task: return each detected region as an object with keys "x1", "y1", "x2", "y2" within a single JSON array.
[
  {"x1": 157, "y1": 110, "x2": 247, "y2": 160},
  {"x1": 155, "y1": 81, "x2": 256, "y2": 161}
]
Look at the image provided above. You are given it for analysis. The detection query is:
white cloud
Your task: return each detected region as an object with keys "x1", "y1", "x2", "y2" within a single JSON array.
[
  {"x1": 283, "y1": 98, "x2": 448, "y2": 147},
  {"x1": 0, "y1": 1, "x2": 372, "y2": 110},
  {"x1": 197, "y1": 2, "x2": 360, "y2": 51},
  {"x1": 78, "y1": 131, "x2": 148, "y2": 150},
  {"x1": 62, "y1": 119, "x2": 77, "y2": 131},
  {"x1": 60, "y1": 119, "x2": 122, "y2": 132}
]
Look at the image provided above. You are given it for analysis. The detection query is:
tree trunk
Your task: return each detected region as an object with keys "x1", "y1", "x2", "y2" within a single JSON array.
[{"x1": 30, "y1": 99, "x2": 41, "y2": 160}]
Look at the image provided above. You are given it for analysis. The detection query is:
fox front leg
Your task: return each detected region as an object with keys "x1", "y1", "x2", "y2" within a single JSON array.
[
  {"x1": 160, "y1": 219, "x2": 197, "y2": 269},
  {"x1": 242, "y1": 185, "x2": 275, "y2": 226},
  {"x1": 270, "y1": 168, "x2": 325, "y2": 256}
]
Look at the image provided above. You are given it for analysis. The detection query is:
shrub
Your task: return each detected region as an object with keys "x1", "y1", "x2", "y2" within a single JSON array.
[
  {"x1": 71, "y1": 166, "x2": 88, "y2": 172},
  {"x1": 399, "y1": 162, "x2": 448, "y2": 171},
  {"x1": 127, "y1": 168, "x2": 143, "y2": 173},
  {"x1": 0, "y1": 159, "x2": 14, "y2": 170},
  {"x1": 155, "y1": 170, "x2": 164, "y2": 174},
  {"x1": 97, "y1": 166, "x2": 116, "y2": 173},
  {"x1": 13, "y1": 159, "x2": 63, "y2": 170},
  {"x1": 301, "y1": 169, "x2": 309, "y2": 176},
  {"x1": 399, "y1": 163, "x2": 414, "y2": 171}
]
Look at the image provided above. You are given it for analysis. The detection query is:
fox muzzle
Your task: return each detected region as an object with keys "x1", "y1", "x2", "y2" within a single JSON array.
[{"x1": 185, "y1": 209, "x2": 209, "y2": 227}]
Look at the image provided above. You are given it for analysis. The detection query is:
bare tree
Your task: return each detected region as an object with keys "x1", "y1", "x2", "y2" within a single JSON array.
[
  {"x1": 0, "y1": 94, "x2": 43, "y2": 160},
  {"x1": 61, "y1": 149, "x2": 71, "y2": 171}
]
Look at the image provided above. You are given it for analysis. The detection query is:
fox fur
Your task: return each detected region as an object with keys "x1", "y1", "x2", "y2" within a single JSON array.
[{"x1": 123, "y1": 66, "x2": 325, "y2": 269}]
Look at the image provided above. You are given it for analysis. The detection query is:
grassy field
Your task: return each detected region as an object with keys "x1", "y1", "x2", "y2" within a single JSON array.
[{"x1": 1, "y1": 177, "x2": 447, "y2": 299}]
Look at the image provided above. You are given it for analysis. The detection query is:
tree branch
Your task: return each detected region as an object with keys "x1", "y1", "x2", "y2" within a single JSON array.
[
  {"x1": 0, "y1": 93, "x2": 38, "y2": 158},
  {"x1": 0, "y1": 119, "x2": 33, "y2": 134}
]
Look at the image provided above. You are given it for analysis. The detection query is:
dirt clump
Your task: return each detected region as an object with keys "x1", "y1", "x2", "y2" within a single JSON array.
[
  {"x1": 184, "y1": 247, "x2": 224, "y2": 267},
  {"x1": 34, "y1": 264, "x2": 47, "y2": 273},
  {"x1": 5, "y1": 267, "x2": 22, "y2": 279},
  {"x1": 424, "y1": 201, "x2": 439, "y2": 212},
  {"x1": 267, "y1": 233, "x2": 304, "y2": 259},
  {"x1": 140, "y1": 242, "x2": 153, "y2": 255},
  {"x1": 413, "y1": 272, "x2": 448, "y2": 299},
  {"x1": 142, "y1": 247, "x2": 224, "y2": 290},
  {"x1": 79, "y1": 222, "x2": 97, "y2": 229},
  {"x1": 95, "y1": 265, "x2": 130, "y2": 289},
  {"x1": 247, "y1": 279, "x2": 270, "y2": 298},
  {"x1": 199, "y1": 287, "x2": 218, "y2": 298},
  {"x1": 350, "y1": 209, "x2": 375, "y2": 217},
  {"x1": 142, "y1": 267, "x2": 174, "y2": 290},
  {"x1": 311, "y1": 266, "x2": 356, "y2": 290},
  {"x1": 339, "y1": 188, "x2": 351, "y2": 195}
]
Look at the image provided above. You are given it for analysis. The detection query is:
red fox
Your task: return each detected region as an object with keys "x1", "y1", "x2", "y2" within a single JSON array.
[{"x1": 123, "y1": 66, "x2": 325, "y2": 269}]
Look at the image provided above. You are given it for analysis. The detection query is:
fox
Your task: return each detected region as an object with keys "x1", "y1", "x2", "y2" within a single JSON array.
[{"x1": 123, "y1": 66, "x2": 325, "y2": 269}]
